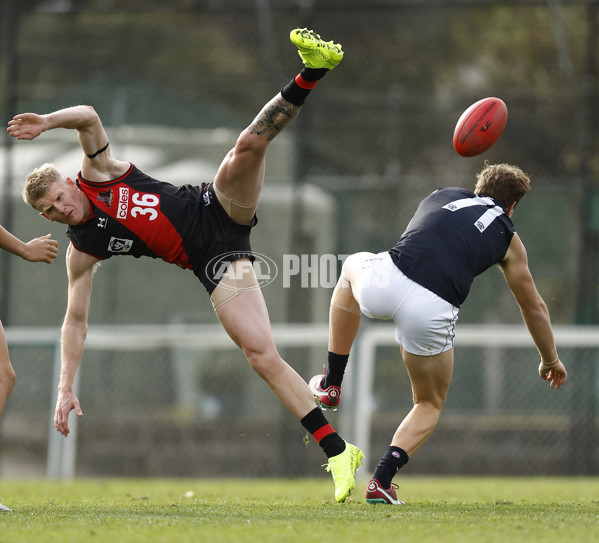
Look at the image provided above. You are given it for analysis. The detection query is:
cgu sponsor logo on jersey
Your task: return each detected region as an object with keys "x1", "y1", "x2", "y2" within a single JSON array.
[{"x1": 117, "y1": 187, "x2": 130, "y2": 219}]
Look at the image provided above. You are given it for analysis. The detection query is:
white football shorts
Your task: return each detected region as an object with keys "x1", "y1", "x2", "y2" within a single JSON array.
[{"x1": 352, "y1": 252, "x2": 459, "y2": 356}]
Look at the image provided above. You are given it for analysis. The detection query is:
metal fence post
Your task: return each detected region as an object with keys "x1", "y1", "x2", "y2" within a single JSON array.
[{"x1": 46, "y1": 340, "x2": 79, "y2": 479}]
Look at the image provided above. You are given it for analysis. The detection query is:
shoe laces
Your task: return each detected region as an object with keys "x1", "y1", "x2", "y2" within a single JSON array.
[
  {"x1": 296, "y1": 29, "x2": 341, "y2": 54},
  {"x1": 368, "y1": 480, "x2": 398, "y2": 494},
  {"x1": 324, "y1": 461, "x2": 352, "y2": 479},
  {"x1": 323, "y1": 445, "x2": 356, "y2": 475},
  {"x1": 379, "y1": 481, "x2": 399, "y2": 493},
  {"x1": 299, "y1": 28, "x2": 321, "y2": 40}
]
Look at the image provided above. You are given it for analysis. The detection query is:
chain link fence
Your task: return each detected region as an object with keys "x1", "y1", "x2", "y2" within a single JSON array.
[{"x1": 0, "y1": 1, "x2": 598, "y2": 478}]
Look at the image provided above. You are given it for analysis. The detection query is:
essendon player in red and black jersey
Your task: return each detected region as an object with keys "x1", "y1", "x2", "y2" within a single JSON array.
[
  {"x1": 68, "y1": 164, "x2": 255, "y2": 295},
  {"x1": 71, "y1": 165, "x2": 199, "y2": 267},
  {"x1": 11, "y1": 29, "x2": 364, "y2": 503}
]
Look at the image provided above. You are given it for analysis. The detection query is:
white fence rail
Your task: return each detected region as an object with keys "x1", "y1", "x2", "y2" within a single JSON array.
[{"x1": 6, "y1": 324, "x2": 599, "y2": 478}]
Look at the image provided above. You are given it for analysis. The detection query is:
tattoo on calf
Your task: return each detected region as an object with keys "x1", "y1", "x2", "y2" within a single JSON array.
[{"x1": 249, "y1": 100, "x2": 299, "y2": 141}]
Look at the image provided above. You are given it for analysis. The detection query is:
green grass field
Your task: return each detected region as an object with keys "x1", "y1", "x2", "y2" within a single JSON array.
[{"x1": 0, "y1": 477, "x2": 597, "y2": 543}]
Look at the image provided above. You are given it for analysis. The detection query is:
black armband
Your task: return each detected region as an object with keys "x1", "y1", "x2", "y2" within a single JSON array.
[{"x1": 87, "y1": 141, "x2": 109, "y2": 159}]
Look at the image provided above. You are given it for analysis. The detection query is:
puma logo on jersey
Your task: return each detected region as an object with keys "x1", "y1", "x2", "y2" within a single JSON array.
[{"x1": 117, "y1": 187, "x2": 130, "y2": 219}]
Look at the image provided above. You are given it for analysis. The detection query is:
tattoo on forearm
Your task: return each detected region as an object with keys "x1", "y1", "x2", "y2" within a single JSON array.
[{"x1": 249, "y1": 97, "x2": 300, "y2": 141}]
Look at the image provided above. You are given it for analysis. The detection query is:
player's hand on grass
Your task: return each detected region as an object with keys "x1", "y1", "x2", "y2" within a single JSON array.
[
  {"x1": 55, "y1": 388, "x2": 83, "y2": 437},
  {"x1": 538, "y1": 359, "x2": 567, "y2": 389}
]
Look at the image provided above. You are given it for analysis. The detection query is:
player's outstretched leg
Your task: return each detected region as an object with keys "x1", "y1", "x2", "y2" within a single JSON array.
[
  {"x1": 0, "y1": 502, "x2": 11, "y2": 512},
  {"x1": 213, "y1": 28, "x2": 343, "y2": 223},
  {"x1": 325, "y1": 441, "x2": 364, "y2": 503},
  {"x1": 308, "y1": 253, "x2": 368, "y2": 410},
  {"x1": 290, "y1": 28, "x2": 344, "y2": 70}
]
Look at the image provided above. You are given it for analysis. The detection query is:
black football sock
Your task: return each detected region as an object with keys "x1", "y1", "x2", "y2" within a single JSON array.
[
  {"x1": 323, "y1": 352, "x2": 349, "y2": 388},
  {"x1": 280, "y1": 67, "x2": 329, "y2": 106},
  {"x1": 372, "y1": 446, "x2": 409, "y2": 489},
  {"x1": 301, "y1": 407, "x2": 346, "y2": 458}
]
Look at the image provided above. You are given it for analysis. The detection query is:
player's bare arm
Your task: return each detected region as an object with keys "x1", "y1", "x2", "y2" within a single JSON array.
[
  {"x1": 8, "y1": 105, "x2": 102, "y2": 145},
  {"x1": 54, "y1": 244, "x2": 98, "y2": 436},
  {"x1": 7, "y1": 105, "x2": 129, "y2": 181},
  {"x1": 499, "y1": 234, "x2": 567, "y2": 388},
  {"x1": 0, "y1": 226, "x2": 57, "y2": 263}
]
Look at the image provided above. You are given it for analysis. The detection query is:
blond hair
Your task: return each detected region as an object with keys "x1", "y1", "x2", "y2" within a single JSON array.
[
  {"x1": 23, "y1": 163, "x2": 61, "y2": 210},
  {"x1": 474, "y1": 161, "x2": 531, "y2": 207}
]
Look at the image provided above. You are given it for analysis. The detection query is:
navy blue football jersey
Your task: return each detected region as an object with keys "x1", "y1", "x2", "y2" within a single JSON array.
[{"x1": 389, "y1": 187, "x2": 515, "y2": 306}]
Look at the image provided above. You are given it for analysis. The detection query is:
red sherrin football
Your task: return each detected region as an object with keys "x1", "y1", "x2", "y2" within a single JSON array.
[{"x1": 453, "y1": 97, "x2": 508, "y2": 157}]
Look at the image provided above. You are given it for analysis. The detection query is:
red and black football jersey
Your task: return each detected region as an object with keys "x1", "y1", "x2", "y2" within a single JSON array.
[{"x1": 67, "y1": 164, "x2": 256, "y2": 294}]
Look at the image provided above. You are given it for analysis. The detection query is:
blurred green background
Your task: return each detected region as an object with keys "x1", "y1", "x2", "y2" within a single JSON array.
[{"x1": 0, "y1": 0, "x2": 597, "y2": 479}]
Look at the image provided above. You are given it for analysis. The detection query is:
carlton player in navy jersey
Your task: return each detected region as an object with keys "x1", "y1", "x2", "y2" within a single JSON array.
[
  {"x1": 308, "y1": 162, "x2": 568, "y2": 504},
  {"x1": 9, "y1": 29, "x2": 364, "y2": 503}
]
